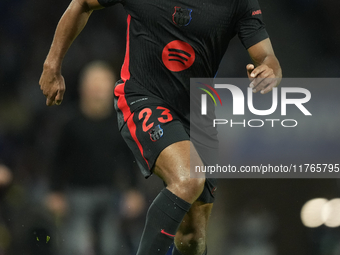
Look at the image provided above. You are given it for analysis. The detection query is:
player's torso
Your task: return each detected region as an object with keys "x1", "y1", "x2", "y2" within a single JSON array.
[
  {"x1": 121, "y1": 0, "x2": 239, "y2": 117},
  {"x1": 124, "y1": 0, "x2": 238, "y2": 70}
]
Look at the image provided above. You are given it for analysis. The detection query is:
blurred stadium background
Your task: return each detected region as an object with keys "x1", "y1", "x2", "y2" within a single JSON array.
[{"x1": 1, "y1": 0, "x2": 340, "y2": 254}]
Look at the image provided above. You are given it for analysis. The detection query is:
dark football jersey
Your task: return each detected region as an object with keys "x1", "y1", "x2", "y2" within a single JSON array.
[{"x1": 97, "y1": 0, "x2": 268, "y2": 128}]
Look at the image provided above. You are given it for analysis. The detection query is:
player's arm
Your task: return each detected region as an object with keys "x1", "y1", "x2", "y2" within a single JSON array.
[
  {"x1": 39, "y1": 0, "x2": 104, "y2": 106},
  {"x1": 246, "y1": 38, "x2": 282, "y2": 94}
]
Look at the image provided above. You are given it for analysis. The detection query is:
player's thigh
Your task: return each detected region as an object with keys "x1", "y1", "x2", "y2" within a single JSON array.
[{"x1": 153, "y1": 140, "x2": 205, "y2": 187}]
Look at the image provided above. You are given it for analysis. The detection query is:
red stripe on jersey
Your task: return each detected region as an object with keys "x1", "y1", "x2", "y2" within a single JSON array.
[
  {"x1": 121, "y1": 14, "x2": 131, "y2": 81},
  {"x1": 114, "y1": 14, "x2": 132, "y2": 122},
  {"x1": 127, "y1": 113, "x2": 150, "y2": 169}
]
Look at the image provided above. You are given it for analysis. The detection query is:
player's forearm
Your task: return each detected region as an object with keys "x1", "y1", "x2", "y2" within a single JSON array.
[
  {"x1": 43, "y1": 0, "x2": 98, "y2": 72},
  {"x1": 248, "y1": 38, "x2": 282, "y2": 80},
  {"x1": 260, "y1": 54, "x2": 282, "y2": 79}
]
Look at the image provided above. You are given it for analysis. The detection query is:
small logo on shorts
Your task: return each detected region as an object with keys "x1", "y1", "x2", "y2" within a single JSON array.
[{"x1": 149, "y1": 124, "x2": 164, "y2": 141}]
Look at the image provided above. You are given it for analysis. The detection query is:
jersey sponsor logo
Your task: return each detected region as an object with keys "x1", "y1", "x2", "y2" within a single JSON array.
[
  {"x1": 149, "y1": 124, "x2": 164, "y2": 142},
  {"x1": 162, "y1": 40, "x2": 195, "y2": 72},
  {"x1": 172, "y1": 6, "x2": 192, "y2": 26},
  {"x1": 252, "y1": 10, "x2": 262, "y2": 16}
]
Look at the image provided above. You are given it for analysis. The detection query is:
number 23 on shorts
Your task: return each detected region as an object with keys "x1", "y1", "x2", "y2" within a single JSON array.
[{"x1": 138, "y1": 106, "x2": 173, "y2": 132}]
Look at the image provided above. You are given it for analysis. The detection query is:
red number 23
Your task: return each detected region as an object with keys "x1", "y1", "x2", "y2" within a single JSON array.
[{"x1": 138, "y1": 106, "x2": 173, "y2": 132}]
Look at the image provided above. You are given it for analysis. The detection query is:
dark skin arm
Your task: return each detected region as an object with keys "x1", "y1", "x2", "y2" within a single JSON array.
[
  {"x1": 246, "y1": 38, "x2": 282, "y2": 94},
  {"x1": 39, "y1": 0, "x2": 103, "y2": 106}
]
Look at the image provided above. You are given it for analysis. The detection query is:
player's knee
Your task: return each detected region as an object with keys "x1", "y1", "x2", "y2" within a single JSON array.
[
  {"x1": 179, "y1": 176, "x2": 205, "y2": 199},
  {"x1": 167, "y1": 175, "x2": 205, "y2": 202}
]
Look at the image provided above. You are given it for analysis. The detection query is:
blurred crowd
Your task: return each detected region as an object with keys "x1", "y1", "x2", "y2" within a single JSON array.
[{"x1": 1, "y1": 0, "x2": 340, "y2": 255}]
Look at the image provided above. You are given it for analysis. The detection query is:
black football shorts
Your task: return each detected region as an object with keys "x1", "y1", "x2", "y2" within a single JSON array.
[{"x1": 118, "y1": 99, "x2": 217, "y2": 204}]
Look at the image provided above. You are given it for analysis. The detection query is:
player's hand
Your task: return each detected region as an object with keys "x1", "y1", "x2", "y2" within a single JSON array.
[
  {"x1": 39, "y1": 65, "x2": 65, "y2": 106},
  {"x1": 246, "y1": 64, "x2": 278, "y2": 94}
]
